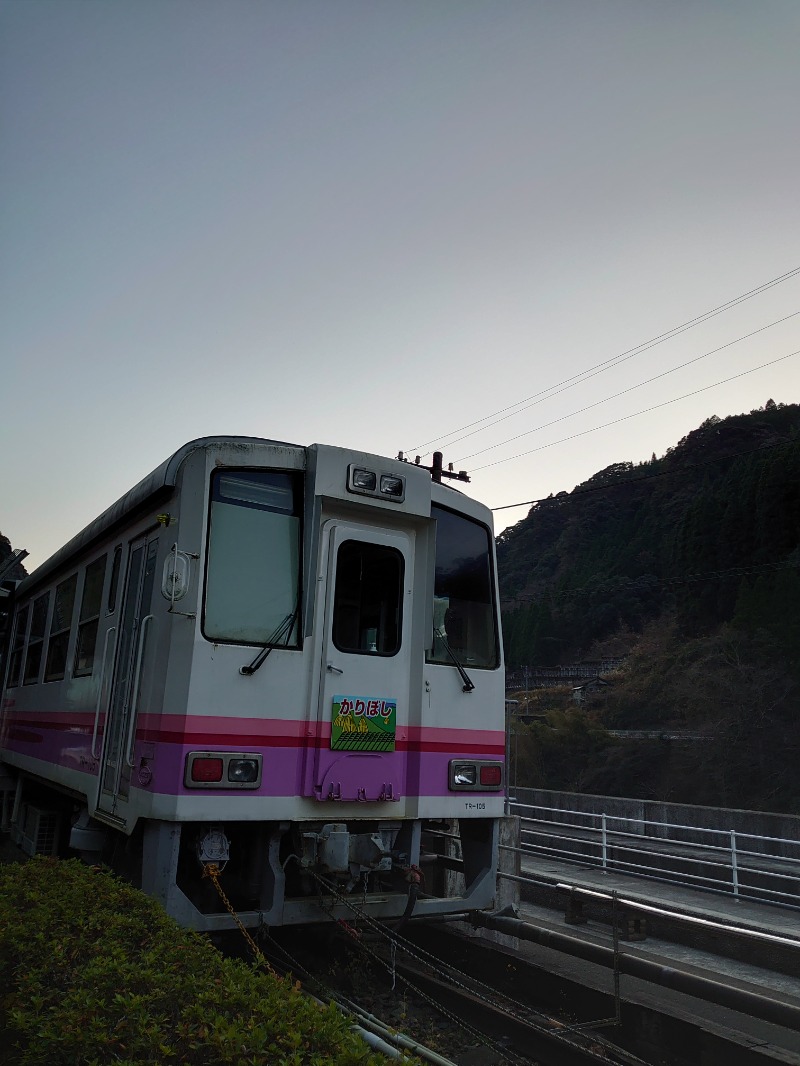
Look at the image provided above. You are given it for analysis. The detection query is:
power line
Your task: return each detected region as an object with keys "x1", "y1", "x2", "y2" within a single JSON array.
[
  {"x1": 507, "y1": 558, "x2": 800, "y2": 606},
  {"x1": 403, "y1": 263, "x2": 800, "y2": 457},
  {"x1": 456, "y1": 310, "x2": 799, "y2": 463},
  {"x1": 471, "y1": 348, "x2": 800, "y2": 473},
  {"x1": 491, "y1": 434, "x2": 799, "y2": 514}
]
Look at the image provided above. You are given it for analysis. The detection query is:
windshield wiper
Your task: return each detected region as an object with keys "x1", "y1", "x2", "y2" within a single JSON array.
[
  {"x1": 240, "y1": 606, "x2": 298, "y2": 676},
  {"x1": 434, "y1": 628, "x2": 475, "y2": 693}
]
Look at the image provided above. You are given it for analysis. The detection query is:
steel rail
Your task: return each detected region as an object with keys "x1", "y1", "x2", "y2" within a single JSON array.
[
  {"x1": 471, "y1": 909, "x2": 800, "y2": 1031},
  {"x1": 552, "y1": 883, "x2": 800, "y2": 949}
]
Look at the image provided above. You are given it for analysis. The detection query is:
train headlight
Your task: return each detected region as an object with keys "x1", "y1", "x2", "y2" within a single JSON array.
[
  {"x1": 380, "y1": 474, "x2": 405, "y2": 498},
  {"x1": 185, "y1": 752, "x2": 263, "y2": 789},
  {"x1": 449, "y1": 759, "x2": 503, "y2": 792},
  {"x1": 227, "y1": 758, "x2": 260, "y2": 784},
  {"x1": 351, "y1": 468, "x2": 377, "y2": 491},
  {"x1": 453, "y1": 763, "x2": 477, "y2": 786},
  {"x1": 347, "y1": 464, "x2": 406, "y2": 502}
]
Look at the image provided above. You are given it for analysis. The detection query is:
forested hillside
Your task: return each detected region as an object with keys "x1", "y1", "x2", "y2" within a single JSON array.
[
  {"x1": 0, "y1": 534, "x2": 27, "y2": 582},
  {"x1": 0, "y1": 534, "x2": 27, "y2": 645},
  {"x1": 497, "y1": 401, "x2": 800, "y2": 813}
]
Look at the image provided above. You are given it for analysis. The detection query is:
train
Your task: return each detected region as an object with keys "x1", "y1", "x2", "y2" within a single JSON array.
[{"x1": 0, "y1": 436, "x2": 505, "y2": 931}]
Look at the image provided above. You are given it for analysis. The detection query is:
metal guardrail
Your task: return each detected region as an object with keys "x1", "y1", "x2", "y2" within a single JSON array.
[{"x1": 507, "y1": 799, "x2": 800, "y2": 910}]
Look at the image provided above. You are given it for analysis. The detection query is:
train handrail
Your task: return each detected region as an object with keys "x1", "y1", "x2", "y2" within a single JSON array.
[
  {"x1": 125, "y1": 615, "x2": 153, "y2": 768},
  {"x1": 91, "y1": 626, "x2": 117, "y2": 760}
]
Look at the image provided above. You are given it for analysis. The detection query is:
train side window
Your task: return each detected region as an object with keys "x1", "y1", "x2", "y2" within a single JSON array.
[
  {"x1": 23, "y1": 592, "x2": 50, "y2": 685},
  {"x1": 6, "y1": 603, "x2": 30, "y2": 688},
  {"x1": 74, "y1": 555, "x2": 107, "y2": 677},
  {"x1": 332, "y1": 541, "x2": 403, "y2": 656},
  {"x1": 107, "y1": 546, "x2": 122, "y2": 613},
  {"x1": 204, "y1": 470, "x2": 302, "y2": 646},
  {"x1": 44, "y1": 574, "x2": 78, "y2": 682}
]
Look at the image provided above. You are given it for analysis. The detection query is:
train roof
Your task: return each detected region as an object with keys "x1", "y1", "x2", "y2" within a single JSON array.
[
  {"x1": 18, "y1": 436, "x2": 296, "y2": 597},
  {"x1": 19, "y1": 436, "x2": 492, "y2": 598}
]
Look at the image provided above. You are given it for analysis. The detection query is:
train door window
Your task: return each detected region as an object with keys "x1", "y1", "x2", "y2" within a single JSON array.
[
  {"x1": 44, "y1": 574, "x2": 78, "y2": 682},
  {"x1": 332, "y1": 541, "x2": 403, "y2": 655},
  {"x1": 74, "y1": 555, "x2": 107, "y2": 677},
  {"x1": 427, "y1": 505, "x2": 498, "y2": 670},
  {"x1": 107, "y1": 546, "x2": 122, "y2": 613},
  {"x1": 23, "y1": 592, "x2": 50, "y2": 685},
  {"x1": 6, "y1": 603, "x2": 29, "y2": 688},
  {"x1": 204, "y1": 470, "x2": 302, "y2": 646}
]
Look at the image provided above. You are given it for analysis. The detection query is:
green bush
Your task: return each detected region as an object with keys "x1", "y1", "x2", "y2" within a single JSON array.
[{"x1": 0, "y1": 857, "x2": 385, "y2": 1066}]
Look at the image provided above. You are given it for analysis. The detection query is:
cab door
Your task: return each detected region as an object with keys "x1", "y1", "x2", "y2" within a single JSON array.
[
  {"x1": 96, "y1": 534, "x2": 158, "y2": 823},
  {"x1": 310, "y1": 522, "x2": 412, "y2": 802}
]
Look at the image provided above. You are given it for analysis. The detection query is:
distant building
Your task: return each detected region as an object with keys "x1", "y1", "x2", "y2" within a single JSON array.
[{"x1": 572, "y1": 677, "x2": 611, "y2": 704}]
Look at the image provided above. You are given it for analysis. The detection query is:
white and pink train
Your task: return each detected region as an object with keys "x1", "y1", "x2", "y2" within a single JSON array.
[{"x1": 0, "y1": 437, "x2": 505, "y2": 930}]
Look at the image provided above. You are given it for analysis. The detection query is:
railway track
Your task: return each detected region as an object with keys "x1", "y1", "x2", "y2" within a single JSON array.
[
  {"x1": 383, "y1": 949, "x2": 649, "y2": 1066},
  {"x1": 197, "y1": 855, "x2": 800, "y2": 1065},
  {"x1": 227, "y1": 893, "x2": 800, "y2": 1066},
  {"x1": 240, "y1": 917, "x2": 655, "y2": 1066}
]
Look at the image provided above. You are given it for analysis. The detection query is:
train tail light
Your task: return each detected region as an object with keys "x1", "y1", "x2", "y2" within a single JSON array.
[
  {"x1": 479, "y1": 764, "x2": 502, "y2": 787},
  {"x1": 448, "y1": 759, "x2": 503, "y2": 792},
  {"x1": 191, "y1": 757, "x2": 223, "y2": 783}
]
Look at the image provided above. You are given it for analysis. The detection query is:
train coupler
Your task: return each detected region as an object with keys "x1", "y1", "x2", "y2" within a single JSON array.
[{"x1": 196, "y1": 825, "x2": 230, "y2": 871}]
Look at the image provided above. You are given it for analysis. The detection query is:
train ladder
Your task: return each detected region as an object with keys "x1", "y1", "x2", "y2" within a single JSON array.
[{"x1": 201, "y1": 862, "x2": 284, "y2": 981}]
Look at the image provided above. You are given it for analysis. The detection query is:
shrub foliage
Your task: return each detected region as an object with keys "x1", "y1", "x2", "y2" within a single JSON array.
[{"x1": 0, "y1": 857, "x2": 384, "y2": 1066}]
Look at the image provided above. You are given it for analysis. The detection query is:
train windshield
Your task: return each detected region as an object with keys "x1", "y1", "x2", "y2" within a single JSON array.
[
  {"x1": 203, "y1": 470, "x2": 302, "y2": 646},
  {"x1": 427, "y1": 504, "x2": 498, "y2": 670}
]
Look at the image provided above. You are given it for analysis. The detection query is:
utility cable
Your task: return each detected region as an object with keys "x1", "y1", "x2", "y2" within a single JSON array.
[
  {"x1": 470, "y1": 348, "x2": 800, "y2": 472},
  {"x1": 491, "y1": 434, "x2": 799, "y2": 514},
  {"x1": 403, "y1": 264, "x2": 800, "y2": 457},
  {"x1": 508, "y1": 558, "x2": 800, "y2": 606},
  {"x1": 456, "y1": 310, "x2": 799, "y2": 463}
]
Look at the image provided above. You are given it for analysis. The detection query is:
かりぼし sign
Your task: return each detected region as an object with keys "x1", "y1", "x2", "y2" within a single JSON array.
[{"x1": 331, "y1": 695, "x2": 396, "y2": 751}]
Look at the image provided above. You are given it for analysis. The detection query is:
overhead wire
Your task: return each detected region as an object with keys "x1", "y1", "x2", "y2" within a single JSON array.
[
  {"x1": 402, "y1": 264, "x2": 800, "y2": 457},
  {"x1": 469, "y1": 348, "x2": 800, "y2": 472},
  {"x1": 491, "y1": 434, "x2": 799, "y2": 513},
  {"x1": 455, "y1": 310, "x2": 799, "y2": 464},
  {"x1": 508, "y1": 558, "x2": 800, "y2": 607}
]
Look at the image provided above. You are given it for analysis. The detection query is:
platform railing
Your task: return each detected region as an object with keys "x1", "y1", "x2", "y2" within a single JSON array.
[{"x1": 507, "y1": 798, "x2": 800, "y2": 910}]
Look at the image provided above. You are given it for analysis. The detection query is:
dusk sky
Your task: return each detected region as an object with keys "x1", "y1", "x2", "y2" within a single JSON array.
[{"x1": 3, "y1": 1, "x2": 799, "y2": 572}]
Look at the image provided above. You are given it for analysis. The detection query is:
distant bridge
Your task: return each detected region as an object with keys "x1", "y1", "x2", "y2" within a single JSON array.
[
  {"x1": 506, "y1": 658, "x2": 627, "y2": 689},
  {"x1": 606, "y1": 729, "x2": 712, "y2": 741}
]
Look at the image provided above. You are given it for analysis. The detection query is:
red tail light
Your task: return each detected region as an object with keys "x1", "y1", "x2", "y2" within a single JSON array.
[
  {"x1": 479, "y1": 765, "x2": 502, "y2": 787},
  {"x1": 191, "y1": 757, "x2": 223, "y2": 782}
]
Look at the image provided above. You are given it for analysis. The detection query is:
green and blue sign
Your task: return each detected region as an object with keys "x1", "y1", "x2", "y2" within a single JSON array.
[{"x1": 331, "y1": 695, "x2": 397, "y2": 752}]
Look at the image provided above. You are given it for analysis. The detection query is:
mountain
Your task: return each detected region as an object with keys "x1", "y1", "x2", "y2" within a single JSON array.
[{"x1": 496, "y1": 401, "x2": 800, "y2": 813}]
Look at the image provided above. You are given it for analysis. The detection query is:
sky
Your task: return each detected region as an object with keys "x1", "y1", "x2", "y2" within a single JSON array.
[{"x1": 3, "y1": 0, "x2": 800, "y2": 573}]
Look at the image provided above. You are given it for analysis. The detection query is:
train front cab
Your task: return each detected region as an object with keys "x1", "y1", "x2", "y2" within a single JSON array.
[{"x1": 145, "y1": 443, "x2": 505, "y2": 930}]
